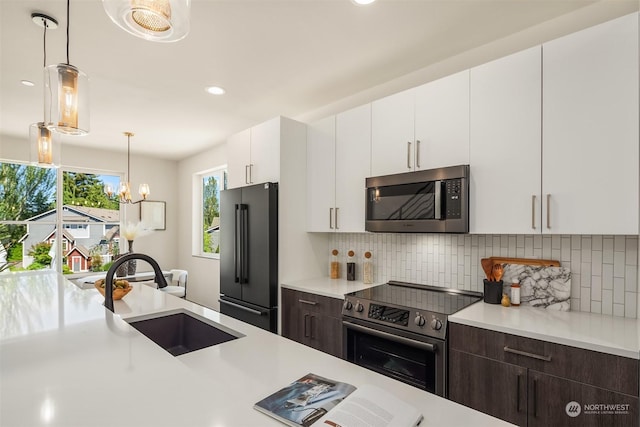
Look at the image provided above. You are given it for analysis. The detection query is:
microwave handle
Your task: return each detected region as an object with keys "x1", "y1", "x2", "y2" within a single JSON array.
[{"x1": 434, "y1": 180, "x2": 442, "y2": 220}]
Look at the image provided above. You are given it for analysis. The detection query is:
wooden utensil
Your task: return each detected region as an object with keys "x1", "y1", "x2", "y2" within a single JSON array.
[
  {"x1": 480, "y1": 258, "x2": 494, "y2": 281},
  {"x1": 493, "y1": 264, "x2": 504, "y2": 282}
]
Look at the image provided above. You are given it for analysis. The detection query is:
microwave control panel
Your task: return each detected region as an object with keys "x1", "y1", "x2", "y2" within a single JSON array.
[{"x1": 445, "y1": 179, "x2": 463, "y2": 219}]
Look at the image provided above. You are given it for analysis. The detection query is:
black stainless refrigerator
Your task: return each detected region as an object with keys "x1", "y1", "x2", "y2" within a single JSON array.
[{"x1": 219, "y1": 182, "x2": 278, "y2": 333}]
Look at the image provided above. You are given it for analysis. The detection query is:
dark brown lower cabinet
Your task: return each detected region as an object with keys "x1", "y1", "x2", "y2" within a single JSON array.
[
  {"x1": 449, "y1": 323, "x2": 639, "y2": 427},
  {"x1": 281, "y1": 287, "x2": 343, "y2": 358}
]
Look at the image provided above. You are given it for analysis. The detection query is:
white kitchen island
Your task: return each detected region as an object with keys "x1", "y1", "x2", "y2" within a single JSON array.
[{"x1": 0, "y1": 271, "x2": 510, "y2": 427}]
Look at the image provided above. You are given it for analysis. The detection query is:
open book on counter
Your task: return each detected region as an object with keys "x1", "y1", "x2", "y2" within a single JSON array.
[{"x1": 254, "y1": 373, "x2": 423, "y2": 427}]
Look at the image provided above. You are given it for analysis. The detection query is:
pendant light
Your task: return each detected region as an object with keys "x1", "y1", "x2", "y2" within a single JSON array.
[
  {"x1": 102, "y1": 0, "x2": 190, "y2": 42},
  {"x1": 104, "y1": 132, "x2": 150, "y2": 204},
  {"x1": 44, "y1": 0, "x2": 89, "y2": 135},
  {"x1": 29, "y1": 13, "x2": 60, "y2": 166}
]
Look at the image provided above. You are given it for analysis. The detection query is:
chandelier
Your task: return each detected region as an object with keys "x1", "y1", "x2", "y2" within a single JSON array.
[{"x1": 104, "y1": 132, "x2": 150, "y2": 203}]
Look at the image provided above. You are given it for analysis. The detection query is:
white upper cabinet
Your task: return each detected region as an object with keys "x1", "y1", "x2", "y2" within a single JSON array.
[
  {"x1": 542, "y1": 12, "x2": 638, "y2": 234},
  {"x1": 226, "y1": 117, "x2": 283, "y2": 189},
  {"x1": 371, "y1": 72, "x2": 470, "y2": 177},
  {"x1": 414, "y1": 70, "x2": 470, "y2": 170},
  {"x1": 470, "y1": 46, "x2": 542, "y2": 234},
  {"x1": 371, "y1": 89, "x2": 416, "y2": 176},
  {"x1": 306, "y1": 105, "x2": 371, "y2": 233},
  {"x1": 306, "y1": 116, "x2": 336, "y2": 232},
  {"x1": 226, "y1": 129, "x2": 251, "y2": 189},
  {"x1": 335, "y1": 104, "x2": 371, "y2": 232}
]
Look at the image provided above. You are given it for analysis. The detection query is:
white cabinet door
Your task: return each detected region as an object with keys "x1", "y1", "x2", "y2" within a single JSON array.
[
  {"x1": 414, "y1": 70, "x2": 470, "y2": 170},
  {"x1": 470, "y1": 46, "x2": 542, "y2": 234},
  {"x1": 250, "y1": 117, "x2": 281, "y2": 185},
  {"x1": 226, "y1": 128, "x2": 251, "y2": 189},
  {"x1": 371, "y1": 89, "x2": 415, "y2": 176},
  {"x1": 306, "y1": 116, "x2": 336, "y2": 232},
  {"x1": 543, "y1": 12, "x2": 639, "y2": 234},
  {"x1": 335, "y1": 104, "x2": 371, "y2": 233}
]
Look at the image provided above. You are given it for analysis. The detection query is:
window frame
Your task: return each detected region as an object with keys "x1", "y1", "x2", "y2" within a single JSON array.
[{"x1": 192, "y1": 165, "x2": 227, "y2": 260}]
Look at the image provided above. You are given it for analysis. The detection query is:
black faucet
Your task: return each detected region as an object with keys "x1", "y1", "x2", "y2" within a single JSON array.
[{"x1": 104, "y1": 252, "x2": 168, "y2": 312}]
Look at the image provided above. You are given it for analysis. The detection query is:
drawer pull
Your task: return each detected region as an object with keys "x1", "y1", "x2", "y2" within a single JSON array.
[
  {"x1": 504, "y1": 346, "x2": 551, "y2": 362},
  {"x1": 298, "y1": 299, "x2": 318, "y2": 306},
  {"x1": 516, "y1": 374, "x2": 521, "y2": 412}
]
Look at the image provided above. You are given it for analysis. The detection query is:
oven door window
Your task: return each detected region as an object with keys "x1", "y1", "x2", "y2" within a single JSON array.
[
  {"x1": 348, "y1": 329, "x2": 436, "y2": 393},
  {"x1": 367, "y1": 182, "x2": 438, "y2": 221}
]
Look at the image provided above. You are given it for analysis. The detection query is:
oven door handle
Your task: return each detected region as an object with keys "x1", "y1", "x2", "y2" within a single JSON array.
[{"x1": 343, "y1": 321, "x2": 437, "y2": 353}]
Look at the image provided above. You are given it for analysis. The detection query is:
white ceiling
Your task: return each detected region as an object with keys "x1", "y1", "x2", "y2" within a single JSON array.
[{"x1": 0, "y1": 0, "x2": 637, "y2": 160}]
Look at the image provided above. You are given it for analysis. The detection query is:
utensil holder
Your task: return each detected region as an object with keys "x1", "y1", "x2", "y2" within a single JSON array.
[{"x1": 483, "y1": 279, "x2": 503, "y2": 304}]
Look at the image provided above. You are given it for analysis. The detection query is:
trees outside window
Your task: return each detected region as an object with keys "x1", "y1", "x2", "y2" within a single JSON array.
[{"x1": 195, "y1": 167, "x2": 226, "y2": 258}]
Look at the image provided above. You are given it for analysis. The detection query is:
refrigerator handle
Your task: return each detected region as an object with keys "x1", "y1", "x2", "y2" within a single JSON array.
[
  {"x1": 234, "y1": 204, "x2": 241, "y2": 283},
  {"x1": 241, "y1": 204, "x2": 249, "y2": 284}
]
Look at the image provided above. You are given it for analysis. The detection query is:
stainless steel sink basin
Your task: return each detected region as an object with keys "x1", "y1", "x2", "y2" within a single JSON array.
[{"x1": 126, "y1": 309, "x2": 244, "y2": 356}]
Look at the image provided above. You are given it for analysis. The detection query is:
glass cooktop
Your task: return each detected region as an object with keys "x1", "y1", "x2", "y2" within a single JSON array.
[{"x1": 347, "y1": 281, "x2": 482, "y2": 315}]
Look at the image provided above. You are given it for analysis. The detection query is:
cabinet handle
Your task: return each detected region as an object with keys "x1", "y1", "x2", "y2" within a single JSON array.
[
  {"x1": 531, "y1": 195, "x2": 536, "y2": 230},
  {"x1": 504, "y1": 346, "x2": 552, "y2": 362},
  {"x1": 533, "y1": 379, "x2": 538, "y2": 417},
  {"x1": 244, "y1": 165, "x2": 249, "y2": 184},
  {"x1": 546, "y1": 194, "x2": 551, "y2": 229},
  {"x1": 407, "y1": 141, "x2": 412, "y2": 169},
  {"x1": 516, "y1": 374, "x2": 521, "y2": 412},
  {"x1": 298, "y1": 299, "x2": 317, "y2": 306},
  {"x1": 329, "y1": 208, "x2": 334, "y2": 229},
  {"x1": 335, "y1": 207, "x2": 339, "y2": 230},
  {"x1": 304, "y1": 314, "x2": 309, "y2": 337},
  {"x1": 416, "y1": 140, "x2": 421, "y2": 169},
  {"x1": 310, "y1": 315, "x2": 315, "y2": 339},
  {"x1": 249, "y1": 164, "x2": 254, "y2": 184}
]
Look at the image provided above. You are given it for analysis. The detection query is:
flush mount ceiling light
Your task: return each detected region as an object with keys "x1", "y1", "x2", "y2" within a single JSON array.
[
  {"x1": 44, "y1": 0, "x2": 90, "y2": 136},
  {"x1": 352, "y1": 0, "x2": 376, "y2": 4},
  {"x1": 104, "y1": 132, "x2": 150, "y2": 204},
  {"x1": 102, "y1": 0, "x2": 190, "y2": 42},
  {"x1": 29, "y1": 12, "x2": 60, "y2": 166},
  {"x1": 21, "y1": 80, "x2": 36, "y2": 87},
  {"x1": 206, "y1": 86, "x2": 225, "y2": 95}
]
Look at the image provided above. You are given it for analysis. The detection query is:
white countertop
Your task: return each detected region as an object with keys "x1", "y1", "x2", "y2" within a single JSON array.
[
  {"x1": 282, "y1": 277, "x2": 380, "y2": 299},
  {"x1": 0, "y1": 271, "x2": 510, "y2": 427},
  {"x1": 449, "y1": 301, "x2": 640, "y2": 359}
]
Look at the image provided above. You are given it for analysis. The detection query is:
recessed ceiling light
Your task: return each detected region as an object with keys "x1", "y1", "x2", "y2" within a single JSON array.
[
  {"x1": 206, "y1": 86, "x2": 225, "y2": 95},
  {"x1": 21, "y1": 80, "x2": 35, "y2": 87},
  {"x1": 352, "y1": 0, "x2": 376, "y2": 5}
]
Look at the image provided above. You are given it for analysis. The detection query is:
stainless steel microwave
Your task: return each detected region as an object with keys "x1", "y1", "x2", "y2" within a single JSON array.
[{"x1": 365, "y1": 165, "x2": 469, "y2": 233}]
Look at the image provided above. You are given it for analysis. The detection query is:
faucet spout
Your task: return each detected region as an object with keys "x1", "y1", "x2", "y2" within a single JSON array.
[{"x1": 104, "y1": 253, "x2": 168, "y2": 312}]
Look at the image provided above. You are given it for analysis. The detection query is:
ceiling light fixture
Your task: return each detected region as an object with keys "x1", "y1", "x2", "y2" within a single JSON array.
[
  {"x1": 206, "y1": 86, "x2": 225, "y2": 95},
  {"x1": 21, "y1": 80, "x2": 36, "y2": 87},
  {"x1": 104, "y1": 132, "x2": 150, "y2": 204},
  {"x1": 44, "y1": 0, "x2": 89, "y2": 136},
  {"x1": 102, "y1": 0, "x2": 190, "y2": 42},
  {"x1": 29, "y1": 12, "x2": 60, "y2": 166},
  {"x1": 352, "y1": 0, "x2": 376, "y2": 4}
]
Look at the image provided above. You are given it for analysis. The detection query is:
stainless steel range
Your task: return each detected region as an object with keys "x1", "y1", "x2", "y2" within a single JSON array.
[{"x1": 342, "y1": 281, "x2": 482, "y2": 396}]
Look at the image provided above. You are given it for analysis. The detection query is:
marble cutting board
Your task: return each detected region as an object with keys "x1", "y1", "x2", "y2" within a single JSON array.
[{"x1": 501, "y1": 264, "x2": 571, "y2": 311}]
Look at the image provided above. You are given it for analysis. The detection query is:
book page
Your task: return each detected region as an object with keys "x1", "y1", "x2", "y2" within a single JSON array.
[{"x1": 316, "y1": 385, "x2": 423, "y2": 427}]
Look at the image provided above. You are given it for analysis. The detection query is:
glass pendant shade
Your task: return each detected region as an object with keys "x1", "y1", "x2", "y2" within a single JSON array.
[
  {"x1": 118, "y1": 181, "x2": 132, "y2": 203},
  {"x1": 102, "y1": 0, "x2": 190, "y2": 42},
  {"x1": 138, "y1": 183, "x2": 150, "y2": 199},
  {"x1": 44, "y1": 63, "x2": 90, "y2": 135},
  {"x1": 29, "y1": 122, "x2": 60, "y2": 166}
]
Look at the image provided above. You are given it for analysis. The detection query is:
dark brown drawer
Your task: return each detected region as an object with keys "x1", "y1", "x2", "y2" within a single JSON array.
[
  {"x1": 450, "y1": 323, "x2": 639, "y2": 396},
  {"x1": 282, "y1": 288, "x2": 343, "y2": 318}
]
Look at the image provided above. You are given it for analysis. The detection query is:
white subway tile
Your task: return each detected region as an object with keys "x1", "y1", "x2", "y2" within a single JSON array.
[
  {"x1": 613, "y1": 303, "x2": 625, "y2": 317},
  {"x1": 602, "y1": 264, "x2": 614, "y2": 290},
  {"x1": 614, "y1": 278, "x2": 625, "y2": 304},
  {"x1": 625, "y1": 292, "x2": 637, "y2": 318},
  {"x1": 626, "y1": 238, "x2": 638, "y2": 266},
  {"x1": 571, "y1": 235, "x2": 581, "y2": 249},
  {"x1": 602, "y1": 290, "x2": 613, "y2": 315},
  {"x1": 552, "y1": 235, "x2": 561, "y2": 250},
  {"x1": 591, "y1": 251, "x2": 602, "y2": 276},
  {"x1": 625, "y1": 265, "x2": 638, "y2": 293},
  {"x1": 614, "y1": 251, "x2": 625, "y2": 278},
  {"x1": 590, "y1": 276, "x2": 601, "y2": 301},
  {"x1": 590, "y1": 301, "x2": 602, "y2": 314},
  {"x1": 603, "y1": 237, "x2": 614, "y2": 263},
  {"x1": 580, "y1": 289, "x2": 591, "y2": 311}
]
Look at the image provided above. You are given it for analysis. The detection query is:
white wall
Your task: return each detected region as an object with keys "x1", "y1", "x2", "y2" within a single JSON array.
[
  {"x1": 0, "y1": 135, "x2": 179, "y2": 273},
  {"x1": 176, "y1": 143, "x2": 226, "y2": 310}
]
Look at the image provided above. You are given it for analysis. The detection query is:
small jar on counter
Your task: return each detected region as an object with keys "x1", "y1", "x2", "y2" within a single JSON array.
[
  {"x1": 363, "y1": 251, "x2": 373, "y2": 284},
  {"x1": 511, "y1": 282, "x2": 521, "y2": 306},
  {"x1": 330, "y1": 249, "x2": 340, "y2": 279},
  {"x1": 346, "y1": 250, "x2": 356, "y2": 281}
]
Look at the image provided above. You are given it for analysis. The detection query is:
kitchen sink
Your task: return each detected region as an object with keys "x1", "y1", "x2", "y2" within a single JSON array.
[{"x1": 126, "y1": 309, "x2": 244, "y2": 356}]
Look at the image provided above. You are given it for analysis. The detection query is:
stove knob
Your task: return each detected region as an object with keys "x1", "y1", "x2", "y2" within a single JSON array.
[
  {"x1": 343, "y1": 300, "x2": 353, "y2": 311},
  {"x1": 355, "y1": 303, "x2": 364, "y2": 313},
  {"x1": 414, "y1": 315, "x2": 426, "y2": 327},
  {"x1": 430, "y1": 319, "x2": 443, "y2": 331}
]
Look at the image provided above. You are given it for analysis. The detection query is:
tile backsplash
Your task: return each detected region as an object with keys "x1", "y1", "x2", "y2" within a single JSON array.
[{"x1": 330, "y1": 234, "x2": 639, "y2": 318}]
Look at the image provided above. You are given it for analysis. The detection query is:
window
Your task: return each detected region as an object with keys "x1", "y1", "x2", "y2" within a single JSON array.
[
  {"x1": 193, "y1": 167, "x2": 226, "y2": 258},
  {"x1": 0, "y1": 161, "x2": 121, "y2": 275}
]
